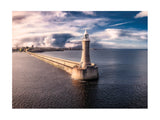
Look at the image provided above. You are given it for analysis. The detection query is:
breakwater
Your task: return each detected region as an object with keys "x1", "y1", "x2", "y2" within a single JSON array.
[{"x1": 27, "y1": 52, "x2": 99, "y2": 80}]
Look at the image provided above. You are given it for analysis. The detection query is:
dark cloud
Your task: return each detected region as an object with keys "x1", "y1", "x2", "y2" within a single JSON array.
[
  {"x1": 52, "y1": 33, "x2": 74, "y2": 47},
  {"x1": 12, "y1": 15, "x2": 26, "y2": 23},
  {"x1": 90, "y1": 39, "x2": 104, "y2": 49},
  {"x1": 14, "y1": 33, "x2": 75, "y2": 47},
  {"x1": 118, "y1": 30, "x2": 147, "y2": 40}
]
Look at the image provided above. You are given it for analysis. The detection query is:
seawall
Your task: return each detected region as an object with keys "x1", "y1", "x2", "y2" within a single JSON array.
[{"x1": 27, "y1": 52, "x2": 98, "y2": 80}]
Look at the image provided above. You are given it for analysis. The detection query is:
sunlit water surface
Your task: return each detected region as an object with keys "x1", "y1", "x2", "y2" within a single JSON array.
[{"x1": 13, "y1": 49, "x2": 147, "y2": 108}]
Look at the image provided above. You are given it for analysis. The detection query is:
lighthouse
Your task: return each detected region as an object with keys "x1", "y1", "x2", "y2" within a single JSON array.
[
  {"x1": 71, "y1": 29, "x2": 99, "y2": 80},
  {"x1": 80, "y1": 29, "x2": 91, "y2": 68}
]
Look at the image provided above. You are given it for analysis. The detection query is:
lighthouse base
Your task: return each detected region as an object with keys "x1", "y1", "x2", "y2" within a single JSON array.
[{"x1": 71, "y1": 64, "x2": 99, "y2": 80}]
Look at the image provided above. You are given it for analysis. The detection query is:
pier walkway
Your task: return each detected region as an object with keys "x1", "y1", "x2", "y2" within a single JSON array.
[{"x1": 28, "y1": 52, "x2": 80, "y2": 74}]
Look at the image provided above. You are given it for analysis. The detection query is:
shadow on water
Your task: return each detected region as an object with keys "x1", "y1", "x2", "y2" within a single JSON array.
[
  {"x1": 71, "y1": 78, "x2": 147, "y2": 108},
  {"x1": 71, "y1": 79, "x2": 99, "y2": 108}
]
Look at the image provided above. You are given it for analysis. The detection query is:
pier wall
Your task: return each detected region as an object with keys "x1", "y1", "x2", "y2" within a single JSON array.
[
  {"x1": 28, "y1": 52, "x2": 79, "y2": 74},
  {"x1": 28, "y1": 52, "x2": 98, "y2": 80}
]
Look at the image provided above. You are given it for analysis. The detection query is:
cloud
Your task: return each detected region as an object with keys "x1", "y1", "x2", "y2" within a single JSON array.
[
  {"x1": 12, "y1": 11, "x2": 108, "y2": 47},
  {"x1": 43, "y1": 36, "x2": 55, "y2": 47},
  {"x1": 92, "y1": 28, "x2": 147, "y2": 41},
  {"x1": 109, "y1": 21, "x2": 132, "y2": 27},
  {"x1": 135, "y1": 11, "x2": 148, "y2": 18},
  {"x1": 90, "y1": 28, "x2": 147, "y2": 49},
  {"x1": 12, "y1": 11, "x2": 147, "y2": 49},
  {"x1": 13, "y1": 33, "x2": 74, "y2": 48},
  {"x1": 65, "y1": 42, "x2": 81, "y2": 48},
  {"x1": 52, "y1": 33, "x2": 74, "y2": 47},
  {"x1": 81, "y1": 11, "x2": 95, "y2": 16},
  {"x1": 64, "y1": 28, "x2": 147, "y2": 49},
  {"x1": 12, "y1": 15, "x2": 26, "y2": 23},
  {"x1": 12, "y1": 11, "x2": 79, "y2": 47},
  {"x1": 64, "y1": 39, "x2": 82, "y2": 48},
  {"x1": 41, "y1": 11, "x2": 67, "y2": 18},
  {"x1": 71, "y1": 18, "x2": 108, "y2": 29}
]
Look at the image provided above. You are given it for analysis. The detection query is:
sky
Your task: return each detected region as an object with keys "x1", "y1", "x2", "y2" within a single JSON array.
[{"x1": 12, "y1": 11, "x2": 147, "y2": 49}]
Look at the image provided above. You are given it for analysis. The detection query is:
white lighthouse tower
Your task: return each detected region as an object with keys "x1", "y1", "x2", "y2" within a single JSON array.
[
  {"x1": 71, "y1": 29, "x2": 99, "y2": 80},
  {"x1": 80, "y1": 29, "x2": 91, "y2": 68}
]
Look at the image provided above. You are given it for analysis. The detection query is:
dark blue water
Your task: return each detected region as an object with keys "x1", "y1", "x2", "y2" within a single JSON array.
[
  {"x1": 39, "y1": 49, "x2": 147, "y2": 108},
  {"x1": 13, "y1": 49, "x2": 147, "y2": 108}
]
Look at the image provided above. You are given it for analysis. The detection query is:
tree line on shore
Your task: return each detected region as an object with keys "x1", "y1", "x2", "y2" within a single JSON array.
[{"x1": 12, "y1": 46, "x2": 82, "y2": 52}]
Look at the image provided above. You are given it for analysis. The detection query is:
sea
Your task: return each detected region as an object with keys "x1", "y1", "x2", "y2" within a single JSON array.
[
  {"x1": 12, "y1": 49, "x2": 147, "y2": 108},
  {"x1": 40, "y1": 49, "x2": 147, "y2": 108}
]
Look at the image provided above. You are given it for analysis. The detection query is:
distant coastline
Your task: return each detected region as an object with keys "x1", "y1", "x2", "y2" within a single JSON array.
[
  {"x1": 12, "y1": 47, "x2": 82, "y2": 52},
  {"x1": 12, "y1": 46, "x2": 147, "y2": 53}
]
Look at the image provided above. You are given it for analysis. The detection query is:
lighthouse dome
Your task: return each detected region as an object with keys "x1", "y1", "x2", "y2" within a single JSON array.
[
  {"x1": 84, "y1": 29, "x2": 88, "y2": 35},
  {"x1": 83, "y1": 29, "x2": 90, "y2": 40}
]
